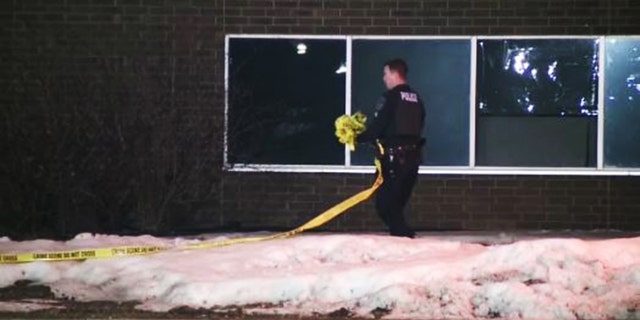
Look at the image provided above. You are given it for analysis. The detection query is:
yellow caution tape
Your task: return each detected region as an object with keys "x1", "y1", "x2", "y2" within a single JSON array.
[
  {"x1": 183, "y1": 158, "x2": 383, "y2": 251},
  {"x1": 0, "y1": 245, "x2": 165, "y2": 264},
  {"x1": 0, "y1": 145, "x2": 384, "y2": 264}
]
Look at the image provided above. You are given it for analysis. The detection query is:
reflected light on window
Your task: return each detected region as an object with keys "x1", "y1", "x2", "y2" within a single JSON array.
[
  {"x1": 513, "y1": 51, "x2": 529, "y2": 75},
  {"x1": 548, "y1": 61, "x2": 558, "y2": 81},
  {"x1": 626, "y1": 74, "x2": 640, "y2": 93},
  {"x1": 297, "y1": 43, "x2": 307, "y2": 55}
]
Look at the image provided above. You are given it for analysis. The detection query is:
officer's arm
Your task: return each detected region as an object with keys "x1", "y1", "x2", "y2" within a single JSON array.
[{"x1": 357, "y1": 95, "x2": 393, "y2": 143}]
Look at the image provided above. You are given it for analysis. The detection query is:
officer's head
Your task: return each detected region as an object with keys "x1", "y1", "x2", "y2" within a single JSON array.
[{"x1": 383, "y1": 59, "x2": 408, "y2": 90}]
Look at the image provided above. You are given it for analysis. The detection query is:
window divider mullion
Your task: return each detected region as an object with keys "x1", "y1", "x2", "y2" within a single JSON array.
[
  {"x1": 345, "y1": 36, "x2": 353, "y2": 167},
  {"x1": 469, "y1": 37, "x2": 477, "y2": 169},
  {"x1": 597, "y1": 36, "x2": 606, "y2": 170}
]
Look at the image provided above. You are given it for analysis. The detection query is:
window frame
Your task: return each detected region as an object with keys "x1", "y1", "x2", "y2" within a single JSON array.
[{"x1": 224, "y1": 34, "x2": 640, "y2": 176}]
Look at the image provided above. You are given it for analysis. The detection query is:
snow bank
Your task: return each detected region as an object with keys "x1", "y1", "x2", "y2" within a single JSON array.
[{"x1": 1, "y1": 233, "x2": 639, "y2": 319}]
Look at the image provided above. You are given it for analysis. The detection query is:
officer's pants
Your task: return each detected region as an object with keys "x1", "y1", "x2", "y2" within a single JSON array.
[{"x1": 375, "y1": 148, "x2": 420, "y2": 238}]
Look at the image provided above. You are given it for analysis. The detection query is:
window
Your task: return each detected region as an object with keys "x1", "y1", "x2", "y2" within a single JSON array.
[
  {"x1": 475, "y1": 38, "x2": 599, "y2": 167},
  {"x1": 225, "y1": 35, "x2": 640, "y2": 175},
  {"x1": 605, "y1": 37, "x2": 640, "y2": 168},
  {"x1": 351, "y1": 39, "x2": 471, "y2": 166},
  {"x1": 227, "y1": 37, "x2": 346, "y2": 165}
]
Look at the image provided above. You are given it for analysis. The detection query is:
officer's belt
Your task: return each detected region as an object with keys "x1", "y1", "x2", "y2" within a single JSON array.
[{"x1": 379, "y1": 138, "x2": 425, "y2": 151}]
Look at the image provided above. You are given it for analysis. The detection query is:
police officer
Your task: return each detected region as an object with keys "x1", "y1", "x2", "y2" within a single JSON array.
[{"x1": 357, "y1": 59, "x2": 425, "y2": 238}]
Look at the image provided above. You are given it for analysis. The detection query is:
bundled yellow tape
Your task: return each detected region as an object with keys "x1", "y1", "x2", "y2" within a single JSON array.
[{"x1": 335, "y1": 112, "x2": 367, "y2": 151}]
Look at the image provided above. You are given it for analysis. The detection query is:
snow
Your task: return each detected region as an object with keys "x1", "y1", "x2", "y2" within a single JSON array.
[{"x1": 1, "y1": 232, "x2": 640, "y2": 319}]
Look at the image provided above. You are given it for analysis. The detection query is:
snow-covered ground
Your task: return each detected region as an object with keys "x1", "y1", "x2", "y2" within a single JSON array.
[{"x1": 1, "y1": 232, "x2": 640, "y2": 319}]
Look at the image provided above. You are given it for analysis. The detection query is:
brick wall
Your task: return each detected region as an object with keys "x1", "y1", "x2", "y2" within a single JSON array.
[
  {"x1": 221, "y1": 172, "x2": 640, "y2": 232},
  {"x1": 3, "y1": 0, "x2": 639, "y2": 235},
  {"x1": 2, "y1": 0, "x2": 222, "y2": 236},
  {"x1": 217, "y1": 0, "x2": 637, "y2": 35}
]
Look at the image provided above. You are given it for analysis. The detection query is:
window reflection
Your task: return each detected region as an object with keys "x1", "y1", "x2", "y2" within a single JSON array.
[
  {"x1": 351, "y1": 39, "x2": 471, "y2": 166},
  {"x1": 476, "y1": 38, "x2": 599, "y2": 167},
  {"x1": 477, "y1": 39, "x2": 599, "y2": 116},
  {"x1": 605, "y1": 37, "x2": 640, "y2": 168},
  {"x1": 227, "y1": 38, "x2": 346, "y2": 165}
]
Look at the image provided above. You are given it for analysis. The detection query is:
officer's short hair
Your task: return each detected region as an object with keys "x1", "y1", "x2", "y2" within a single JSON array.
[{"x1": 384, "y1": 59, "x2": 408, "y2": 79}]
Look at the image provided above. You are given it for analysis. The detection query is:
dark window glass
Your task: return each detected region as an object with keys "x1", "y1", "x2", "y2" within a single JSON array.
[
  {"x1": 227, "y1": 38, "x2": 346, "y2": 165},
  {"x1": 476, "y1": 39, "x2": 599, "y2": 167},
  {"x1": 351, "y1": 40, "x2": 471, "y2": 166},
  {"x1": 477, "y1": 39, "x2": 599, "y2": 116},
  {"x1": 605, "y1": 37, "x2": 640, "y2": 168}
]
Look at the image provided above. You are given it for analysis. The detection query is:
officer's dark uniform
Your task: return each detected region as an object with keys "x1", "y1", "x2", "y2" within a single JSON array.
[{"x1": 357, "y1": 84, "x2": 425, "y2": 238}]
